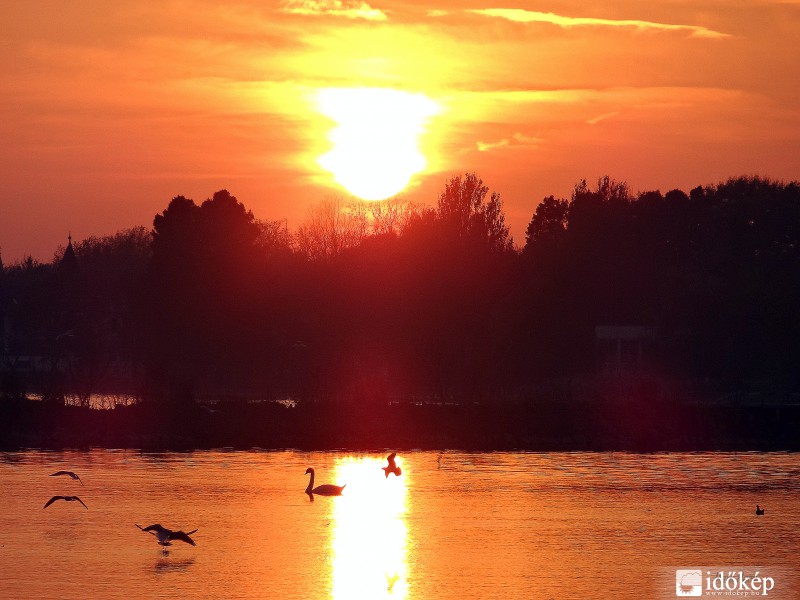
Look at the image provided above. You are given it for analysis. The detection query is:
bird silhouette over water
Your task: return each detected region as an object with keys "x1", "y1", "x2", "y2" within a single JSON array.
[
  {"x1": 382, "y1": 452, "x2": 402, "y2": 478},
  {"x1": 136, "y1": 524, "x2": 197, "y2": 552},
  {"x1": 50, "y1": 470, "x2": 83, "y2": 485},
  {"x1": 304, "y1": 468, "x2": 345, "y2": 501},
  {"x1": 43, "y1": 495, "x2": 88, "y2": 509},
  {"x1": 756, "y1": 505, "x2": 765, "y2": 515}
]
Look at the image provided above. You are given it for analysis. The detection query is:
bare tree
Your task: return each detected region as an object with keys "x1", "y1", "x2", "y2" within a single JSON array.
[
  {"x1": 256, "y1": 219, "x2": 293, "y2": 258},
  {"x1": 367, "y1": 197, "x2": 421, "y2": 237},
  {"x1": 295, "y1": 197, "x2": 370, "y2": 260}
]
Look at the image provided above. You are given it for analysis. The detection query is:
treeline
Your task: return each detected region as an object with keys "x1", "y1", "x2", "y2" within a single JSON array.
[{"x1": 2, "y1": 174, "x2": 800, "y2": 409}]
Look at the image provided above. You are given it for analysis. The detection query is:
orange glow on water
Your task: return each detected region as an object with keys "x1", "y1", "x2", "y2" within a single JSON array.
[{"x1": 332, "y1": 456, "x2": 408, "y2": 599}]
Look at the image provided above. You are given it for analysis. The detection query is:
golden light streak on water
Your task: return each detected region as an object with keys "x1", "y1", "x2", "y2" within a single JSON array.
[
  {"x1": 331, "y1": 456, "x2": 408, "y2": 599},
  {"x1": 1, "y1": 451, "x2": 799, "y2": 599}
]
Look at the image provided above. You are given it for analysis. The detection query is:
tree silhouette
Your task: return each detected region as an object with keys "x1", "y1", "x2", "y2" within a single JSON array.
[
  {"x1": 3, "y1": 174, "x2": 800, "y2": 427},
  {"x1": 437, "y1": 172, "x2": 512, "y2": 251},
  {"x1": 63, "y1": 228, "x2": 151, "y2": 406},
  {"x1": 524, "y1": 195, "x2": 568, "y2": 253},
  {"x1": 145, "y1": 190, "x2": 263, "y2": 403},
  {"x1": 295, "y1": 197, "x2": 371, "y2": 261}
]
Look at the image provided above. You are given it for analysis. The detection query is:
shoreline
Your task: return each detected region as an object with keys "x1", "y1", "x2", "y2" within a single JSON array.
[{"x1": 2, "y1": 399, "x2": 798, "y2": 453}]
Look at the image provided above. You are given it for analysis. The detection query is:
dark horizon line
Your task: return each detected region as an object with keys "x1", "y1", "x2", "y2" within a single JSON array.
[{"x1": 4, "y1": 172, "x2": 798, "y2": 265}]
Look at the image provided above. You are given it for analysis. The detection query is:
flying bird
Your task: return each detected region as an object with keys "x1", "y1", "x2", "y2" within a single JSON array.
[
  {"x1": 136, "y1": 524, "x2": 197, "y2": 549},
  {"x1": 50, "y1": 470, "x2": 83, "y2": 485},
  {"x1": 43, "y1": 495, "x2": 88, "y2": 509},
  {"x1": 304, "y1": 468, "x2": 345, "y2": 499},
  {"x1": 756, "y1": 505, "x2": 765, "y2": 515},
  {"x1": 382, "y1": 452, "x2": 402, "y2": 478}
]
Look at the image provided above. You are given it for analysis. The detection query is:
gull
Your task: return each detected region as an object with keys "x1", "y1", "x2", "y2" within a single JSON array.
[
  {"x1": 136, "y1": 524, "x2": 197, "y2": 551},
  {"x1": 50, "y1": 470, "x2": 83, "y2": 485},
  {"x1": 43, "y1": 495, "x2": 88, "y2": 509},
  {"x1": 382, "y1": 452, "x2": 402, "y2": 478}
]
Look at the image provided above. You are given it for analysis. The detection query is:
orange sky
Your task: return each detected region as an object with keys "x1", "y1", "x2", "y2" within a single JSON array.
[{"x1": 1, "y1": 0, "x2": 799, "y2": 262}]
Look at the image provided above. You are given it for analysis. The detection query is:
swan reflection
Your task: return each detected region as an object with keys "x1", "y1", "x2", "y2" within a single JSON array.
[{"x1": 332, "y1": 456, "x2": 408, "y2": 599}]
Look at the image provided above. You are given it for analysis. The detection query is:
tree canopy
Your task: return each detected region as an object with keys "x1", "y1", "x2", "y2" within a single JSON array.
[{"x1": 3, "y1": 174, "x2": 800, "y2": 409}]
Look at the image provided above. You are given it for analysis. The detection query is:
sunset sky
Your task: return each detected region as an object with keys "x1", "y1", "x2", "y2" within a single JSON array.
[{"x1": 1, "y1": 0, "x2": 799, "y2": 262}]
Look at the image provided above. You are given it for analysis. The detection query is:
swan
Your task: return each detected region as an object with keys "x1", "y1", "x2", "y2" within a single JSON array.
[
  {"x1": 304, "y1": 468, "x2": 345, "y2": 498},
  {"x1": 43, "y1": 495, "x2": 88, "y2": 509},
  {"x1": 755, "y1": 505, "x2": 765, "y2": 515},
  {"x1": 136, "y1": 524, "x2": 197, "y2": 550},
  {"x1": 382, "y1": 452, "x2": 402, "y2": 478},
  {"x1": 50, "y1": 470, "x2": 83, "y2": 485}
]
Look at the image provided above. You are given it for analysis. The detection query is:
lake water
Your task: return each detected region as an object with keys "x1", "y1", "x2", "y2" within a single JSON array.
[{"x1": 0, "y1": 450, "x2": 798, "y2": 599}]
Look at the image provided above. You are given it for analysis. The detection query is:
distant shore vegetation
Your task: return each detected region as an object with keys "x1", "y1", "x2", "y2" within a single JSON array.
[{"x1": 2, "y1": 174, "x2": 800, "y2": 449}]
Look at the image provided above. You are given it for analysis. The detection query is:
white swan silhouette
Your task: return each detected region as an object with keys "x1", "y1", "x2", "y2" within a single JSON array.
[{"x1": 305, "y1": 468, "x2": 345, "y2": 499}]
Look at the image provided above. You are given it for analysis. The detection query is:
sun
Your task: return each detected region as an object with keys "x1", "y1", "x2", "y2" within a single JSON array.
[{"x1": 316, "y1": 88, "x2": 440, "y2": 201}]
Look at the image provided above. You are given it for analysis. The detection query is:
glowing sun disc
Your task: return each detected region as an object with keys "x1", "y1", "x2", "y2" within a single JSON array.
[{"x1": 316, "y1": 88, "x2": 440, "y2": 200}]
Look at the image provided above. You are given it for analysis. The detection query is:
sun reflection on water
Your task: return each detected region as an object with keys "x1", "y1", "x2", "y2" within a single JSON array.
[{"x1": 332, "y1": 456, "x2": 408, "y2": 599}]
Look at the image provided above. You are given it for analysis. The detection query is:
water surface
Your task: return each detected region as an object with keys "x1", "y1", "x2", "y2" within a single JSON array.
[{"x1": 1, "y1": 451, "x2": 798, "y2": 599}]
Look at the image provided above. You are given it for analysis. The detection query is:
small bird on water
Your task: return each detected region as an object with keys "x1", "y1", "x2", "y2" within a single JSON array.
[
  {"x1": 382, "y1": 452, "x2": 402, "y2": 478},
  {"x1": 50, "y1": 471, "x2": 83, "y2": 485},
  {"x1": 136, "y1": 524, "x2": 197, "y2": 552},
  {"x1": 755, "y1": 505, "x2": 765, "y2": 515},
  {"x1": 43, "y1": 495, "x2": 88, "y2": 509}
]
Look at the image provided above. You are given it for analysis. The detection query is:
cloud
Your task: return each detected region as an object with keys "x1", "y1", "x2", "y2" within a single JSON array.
[
  {"x1": 477, "y1": 138, "x2": 509, "y2": 152},
  {"x1": 586, "y1": 111, "x2": 620, "y2": 125},
  {"x1": 470, "y1": 8, "x2": 730, "y2": 39},
  {"x1": 477, "y1": 132, "x2": 543, "y2": 152},
  {"x1": 281, "y1": 0, "x2": 387, "y2": 20}
]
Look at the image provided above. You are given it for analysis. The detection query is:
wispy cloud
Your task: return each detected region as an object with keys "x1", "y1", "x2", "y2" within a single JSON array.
[
  {"x1": 281, "y1": 0, "x2": 387, "y2": 20},
  {"x1": 476, "y1": 138, "x2": 509, "y2": 152},
  {"x1": 470, "y1": 8, "x2": 729, "y2": 39},
  {"x1": 586, "y1": 111, "x2": 620, "y2": 125},
  {"x1": 477, "y1": 132, "x2": 542, "y2": 152}
]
